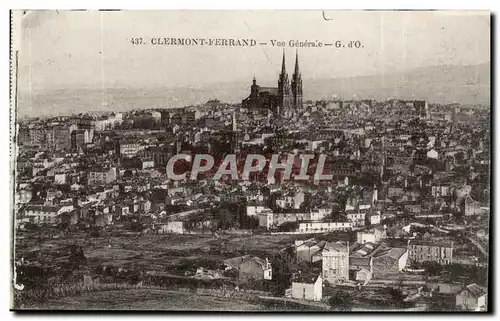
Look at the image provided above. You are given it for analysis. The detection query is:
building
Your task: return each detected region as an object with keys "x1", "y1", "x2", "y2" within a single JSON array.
[
  {"x1": 297, "y1": 221, "x2": 352, "y2": 233},
  {"x1": 455, "y1": 283, "x2": 487, "y2": 311},
  {"x1": 321, "y1": 241, "x2": 349, "y2": 284},
  {"x1": 357, "y1": 226, "x2": 386, "y2": 244},
  {"x1": 94, "y1": 213, "x2": 113, "y2": 227},
  {"x1": 258, "y1": 210, "x2": 313, "y2": 229},
  {"x1": 346, "y1": 211, "x2": 366, "y2": 227},
  {"x1": 242, "y1": 51, "x2": 302, "y2": 115},
  {"x1": 291, "y1": 274, "x2": 322, "y2": 301},
  {"x1": 463, "y1": 194, "x2": 482, "y2": 216},
  {"x1": 23, "y1": 204, "x2": 74, "y2": 224},
  {"x1": 120, "y1": 142, "x2": 146, "y2": 158},
  {"x1": 88, "y1": 167, "x2": 117, "y2": 186},
  {"x1": 139, "y1": 147, "x2": 172, "y2": 167},
  {"x1": 349, "y1": 256, "x2": 373, "y2": 283},
  {"x1": 368, "y1": 213, "x2": 381, "y2": 226},
  {"x1": 246, "y1": 205, "x2": 268, "y2": 217},
  {"x1": 238, "y1": 256, "x2": 272, "y2": 283},
  {"x1": 158, "y1": 221, "x2": 184, "y2": 234},
  {"x1": 295, "y1": 239, "x2": 326, "y2": 263},
  {"x1": 47, "y1": 125, "x2": 71, "y2": 151},
  {"x1": 275, "y1": 191, "x2": 305, "y2": 209},
  {"x1": 372, "y1": 246, "x2": 408, "y2": 279},
  {"x1": 408, "y1": 240, "x2": 453, "y2": 265},
  {"x1": 71, "y1": 129, "x2": 87, "y2": 151},
  {"x1": 93, "y1": 113, "x2": 123, "y2": 131}
]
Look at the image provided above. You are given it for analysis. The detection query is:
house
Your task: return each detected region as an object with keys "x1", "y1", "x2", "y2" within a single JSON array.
[
  {"x1": 275, "y1": 191, "x2": 305, "y2": 210},
  {"x1": 372, "y1": 246, "x2": 408, "y2": 279},
  {"x1": 238, "y1": 256, "x2": 272, "y2": 283},
  {"x1": 115, "y1": 204, "x2": 130, "y2": 217},
  {"x1": 297, "y1": 221, "x2": 352, "y2": 233},
  {"x1": 246, "y1": 205, "x2": 268, "y2": 217},
  {"x1": 24, "y1": 204, "x2": 74, "y2": 224},
  {"x1": 193, "y1": 267, "x2": 222, "y2": 280},
  {"x1": 223, "y1": 255, "x2": 251, "y2": 271},
  {"x1": 368, "y1": 212, "x2": 381, "y2": 226},
  {"x1": 432, "y1": 282, "x2": 463, "y2": 294},
  {"x1": 295, "y1": 240, "x2": 326, "y2": 263},
  {"x1": 404, "y1": 203, "x2": 422, "y2": 213},
  {"x1": 95, "y1": 213, "x2": 113, "y2": 227},
  {"x1": 455, "y1": 283, "x2": 487, "y2": 311},
  {"x1": 88, "y1": 167, "x2": 117, "y2": 186},
  {"x1": 321, "y1": 241, "x2": 349, "y2": 284},
  {"x1": 59, "y1": 210, "x2": 80, "y2": 225},
  {"x1": 388, "y1": 187, "x2": 404, "y2": 198},
  {"x1": 427, "y1": 149, "x2": 439, "y2": 159},
  {"x1": 349, "y1": 257, "x2": 373, "y2": 283},
  {"x1": 346, "y1": 211, "x2": 366, "y2": 227},
  {"x1": 349, "y1": 242, "x2": 379, "y2": 283},
  {"x1": 463, "y1": 194, "x2": 483, "y2": 216},
  {"x1": 158, "y1": 221, "x2": 184, "y2": 234},
  {"x1": 357, "y1": 226, "x2": 386, "y2": 244},
  {"x1": 310, "y1": 208, "x2": 330, "y2": 221},
  {"x1": 408, "y1": 239, "x2": 453, "y2": 265},
  {"x1": 291, "y1": 273, "x2": 322, "y2": 301},
  {"x1": 258, "y1": 209, "x2": 274, "y2": 229}
]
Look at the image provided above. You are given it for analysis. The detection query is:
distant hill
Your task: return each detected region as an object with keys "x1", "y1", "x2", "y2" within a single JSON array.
[
  {"x1": 305, "y1": 62, "x2": 490, "y2": 104},
  {"x1": 17, "y1": 63, "x2": 490, "y2": 118}
]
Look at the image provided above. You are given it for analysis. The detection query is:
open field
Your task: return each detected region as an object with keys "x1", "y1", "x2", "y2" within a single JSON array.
[
  {"x1": 28, "y1": 289, "x2": 313, "y2": 311},
  {"x1": 15, "y1": 231, "x2": 301, "y2": 275}
]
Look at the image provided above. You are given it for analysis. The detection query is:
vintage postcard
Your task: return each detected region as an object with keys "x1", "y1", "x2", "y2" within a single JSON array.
[{"x1": 10, "y1": 10, "x2": 491, "y2": 311}]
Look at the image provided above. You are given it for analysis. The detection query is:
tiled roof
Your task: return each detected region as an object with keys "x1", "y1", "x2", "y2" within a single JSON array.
[
  {"x1": 292, "y1": 273, "x2": 321, "y2": 284},
  {"x1": 349, "y1": 257, "x2": 372, "y2": 268},
  {"x1": 324, "y1": 241, "x2": 348, "y2": 252},
  {"x1": 465, "y1": 283, "x2": 487, "y2": 298},
  {"x1": 25, "y1": 205, "x2": 64, "y2": 213}
]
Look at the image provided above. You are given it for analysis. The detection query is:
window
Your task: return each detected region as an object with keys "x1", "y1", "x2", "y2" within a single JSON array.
[{"x1": 303, "y1": 288, "x2": 306, "y2": 299}]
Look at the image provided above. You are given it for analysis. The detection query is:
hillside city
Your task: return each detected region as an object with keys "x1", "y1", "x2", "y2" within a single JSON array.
[
  {"x1": 13, "y1": 93, "x2": 490, "y2": 311},
  {"x1": 12, "y1": 50, "x2": 490, "y2": 312}
]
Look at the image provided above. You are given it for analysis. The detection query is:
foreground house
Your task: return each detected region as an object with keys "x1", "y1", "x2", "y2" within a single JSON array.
[
  {"x1": 321, "y1": 241, "x2": 349, "y2": 284},
  {"x1": 349, "y1": 256, "x2": 373, "y2": 283},
  {"x1": 295, "y1": 239, "x2": 326, "y2": 263},
  {"x1": 372, "y1": 246, "x2": 408, "y2": 279},
  {"x1": 291, "y1": 274, "x2": 322, "y2": 301},
  {"x1": 158, "y1": 221, "x2": 184, "y2": 234},
  {"x1": 456, "y1": 283, "x2": 487, "y2": 311},
  {"x1": 238, "y1": 256, "x2": 272, "y2": 283},
  {"x1": 408, "y1": 239, "x2": 453, "y2": 265}
]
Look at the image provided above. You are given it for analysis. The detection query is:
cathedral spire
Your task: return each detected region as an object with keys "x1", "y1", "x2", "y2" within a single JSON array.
[
  {"x1": 291, "y1": 50, "x2": 303, "y2": 110},
  {"x1": 294, "y1": 50, "x2": 300, "y2": 75},
  {"x1": 281, "y1": 49, "x2": 286, "y2": 74},
  {"x1": 277, "y1": 49, "x2": 291, "y2": 114}
]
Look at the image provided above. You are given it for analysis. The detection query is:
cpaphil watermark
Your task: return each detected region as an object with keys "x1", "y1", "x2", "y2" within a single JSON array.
[{"x1": 166, "y1": 153, "x2": 336, "y2": 183}]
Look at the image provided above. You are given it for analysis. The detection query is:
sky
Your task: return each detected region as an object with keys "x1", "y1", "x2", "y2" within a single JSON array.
[{"x1": 17, "y1": 10, "x2": 490, "y2": 94}]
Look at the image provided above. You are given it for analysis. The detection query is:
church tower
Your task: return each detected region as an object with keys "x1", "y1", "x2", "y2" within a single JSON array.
[
  {"x1": 277, "y1": 50, "x2": 291, "y2": 113},
  {"x1": 291, "y1": 50, "x2": 303, "y2": 110}
]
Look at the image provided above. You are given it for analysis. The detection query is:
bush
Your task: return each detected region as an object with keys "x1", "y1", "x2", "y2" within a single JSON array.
[{"x1": 328, "y1": 291, "x2": 352, "y2": 311}]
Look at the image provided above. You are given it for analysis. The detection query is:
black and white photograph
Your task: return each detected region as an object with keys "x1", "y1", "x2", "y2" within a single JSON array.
[{"x1": 9, "y1": 9, "x2": 491, "y2": 312}]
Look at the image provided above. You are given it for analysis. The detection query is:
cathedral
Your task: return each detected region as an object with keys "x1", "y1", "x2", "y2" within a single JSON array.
[{"x1": 242, "y1": 50, "x2": 303, "y2": 115}]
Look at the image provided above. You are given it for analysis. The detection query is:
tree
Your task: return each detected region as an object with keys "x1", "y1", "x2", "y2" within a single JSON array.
[
  {"x1": 386, "y1": 287, "x2": 405, "y2": 303},
  {"x1": 68, "y1": 244, "x2": 86, "y2": 268},
  {"x1": 269, "y1": 254, "x2": 292, "y2": 296},
  {"x1": 423, "y1": 261, "x2": 442, "y2": 276},
  {"x1": 328, "y1": 291, "x2": 352, "y2": 311}
]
